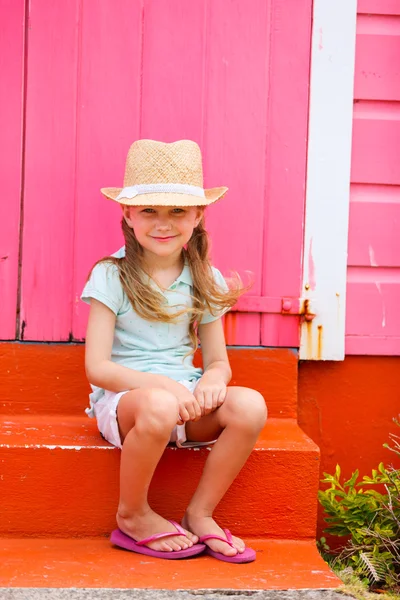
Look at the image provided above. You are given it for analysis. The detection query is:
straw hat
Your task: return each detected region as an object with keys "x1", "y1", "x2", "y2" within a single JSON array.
[{"x1": 101, "y1": 139, "x2": 228, "y2": 207}]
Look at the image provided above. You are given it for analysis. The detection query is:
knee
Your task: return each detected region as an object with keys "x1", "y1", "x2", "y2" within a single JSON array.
[
  {"x1": 136, "y1": 389, "x2": 178, "y2": 439},
  {"x1": 227, "y1": 389, "x2": 267, "y2": 432}
]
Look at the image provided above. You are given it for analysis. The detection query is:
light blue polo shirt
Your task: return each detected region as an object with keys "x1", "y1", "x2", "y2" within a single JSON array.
[{"x1": 81, "y1": 247, "x2": 229, "y2": 417}]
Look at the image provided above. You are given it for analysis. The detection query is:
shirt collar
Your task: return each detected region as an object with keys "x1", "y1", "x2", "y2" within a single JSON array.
[{"x1": 175, "y1": 263, "x2": 192, "y2": 287}]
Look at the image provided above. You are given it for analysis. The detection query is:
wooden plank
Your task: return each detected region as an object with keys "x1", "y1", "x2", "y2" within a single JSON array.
[
  {"x1": 346, "y1": 335, "x2": 400, "y2": 354},
  {"x1": 358, "y1": 0, "x2": 400, "y2": 16},
  {"x1": 20, "y1": 0, "x2": 80, "y2": 340},
  {"x1": 0, "y1": 0, "x2": 25, "y2": 339},
  {"x1": 261, "y1": 0, "x2": 312, "y2": 348},
  {"x1": 351, "y1": 114, "x2": 400, "y2": 185},
  {"x1": 300, "y1": 0, "x2": 357, "y2": 360},
  {"x1": 348, "y1": 196, "x2": 400, "y2": 267},
  {"x1": 346, "y1": 276, "x2": 400, "y2": 338},
  {"x1": 72, "y1": 0, "x2": 142, "y2": 340},
  {"x1": 355, "y1": 24, "x2": 400, "y2": 101},
  {"x1": 201, "y1": 0, "x2": 273, "y2": 345},
  {"x1": 140, "y1": 0, "x2": 206, "y2": 143}
]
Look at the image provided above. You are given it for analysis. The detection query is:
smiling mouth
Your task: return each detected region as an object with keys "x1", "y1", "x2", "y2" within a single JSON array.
[{"x1": 152, "y1": 235, "x2": 177, "y2": 240}]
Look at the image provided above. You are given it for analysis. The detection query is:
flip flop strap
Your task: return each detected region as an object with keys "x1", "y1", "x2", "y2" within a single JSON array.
[
  {"x1": 199, "y1": 528, "x2": 235, "y2": 549},
  {"x1": 135, "y1": 520, "x2": 186, "y2": 547}
]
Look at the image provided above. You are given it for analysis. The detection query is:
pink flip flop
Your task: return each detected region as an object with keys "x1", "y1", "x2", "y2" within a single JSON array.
[
  {"x1": 110, "y1": 520, "x2": 206, "y2": 560},
  {"x1": 199, "y1": 529, "x2": 256, "y2": 563}
]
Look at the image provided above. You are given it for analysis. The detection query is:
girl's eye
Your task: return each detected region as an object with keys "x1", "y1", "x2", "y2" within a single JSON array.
[
  {"x1": 171, "y1": 208, "x2": 185, "y2": 214},
  {"x1": 142, "y1": 208, "x2": 156, "y2": 214}
]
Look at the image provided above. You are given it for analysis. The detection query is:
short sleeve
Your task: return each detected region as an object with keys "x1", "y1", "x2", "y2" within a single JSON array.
[
  {"x1": 80, "y1": 261, "x2": 124, "y2": 316},
  {"x1": 199, "y1": 267, "x2": 230, "y2": 325}
]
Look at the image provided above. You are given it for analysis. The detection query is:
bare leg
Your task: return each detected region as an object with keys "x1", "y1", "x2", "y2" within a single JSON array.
[
  {"x1": 116, "y1": 387, "x2": 198, "y2": 552},
  {"x1": 182, "y1": 387, "x2": 267, "y2": 556}
]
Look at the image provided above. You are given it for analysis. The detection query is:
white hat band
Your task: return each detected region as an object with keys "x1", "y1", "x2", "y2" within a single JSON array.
[{"x1": 116, "y1": 183, "x2": 206, "y2": 201}]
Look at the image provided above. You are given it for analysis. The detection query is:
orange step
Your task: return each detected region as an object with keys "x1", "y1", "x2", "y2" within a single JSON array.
[
  {"x1": 0, "y1": 344, "x2": 298, "y2": 418},
  {"x1": 0, "y1": 537, "x2": 340, "y2": 589},
  {"x1": 0, "y1": 416, "x2": 320, "y2": 539}
]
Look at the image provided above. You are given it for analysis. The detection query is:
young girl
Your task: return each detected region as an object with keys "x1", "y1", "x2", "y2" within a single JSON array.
[{"x1": 81, "y1": 139, "x2": 267, "y2": 563}]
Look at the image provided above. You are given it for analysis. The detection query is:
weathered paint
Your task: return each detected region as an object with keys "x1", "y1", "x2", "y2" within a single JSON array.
[
  {"x1": 0, "y1": 538, "x2": 340, "y2": 590},
  {"x1": 300, "y1": 0, "x2": 357, "y2": 360},
  {"x1": 346, "y1": 3, "x2": 400, "y2": 354},
  {"x1": 0, "y1": 0, "x2": 313, "y2": 349},
  {"x1": 0, "y1": 343, "x2": 298, "y2": 419},
  {"x1": 298, "y1": 356, "x2": 400, "y2": 545}
]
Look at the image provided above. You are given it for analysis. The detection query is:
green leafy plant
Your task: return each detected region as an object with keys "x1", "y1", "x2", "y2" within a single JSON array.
[{"x1": 318, "y1": 416, "x2": 400, "y2": 593}]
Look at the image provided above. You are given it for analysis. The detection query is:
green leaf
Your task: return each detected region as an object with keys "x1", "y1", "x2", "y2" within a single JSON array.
[{"x1": 344, "y1": 470, "x2": 359, "y2": 489}]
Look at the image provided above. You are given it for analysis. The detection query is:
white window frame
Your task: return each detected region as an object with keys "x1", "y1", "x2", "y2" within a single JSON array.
[{"x1": 300, "y1": 0, "x2": 358, "y2": 360}]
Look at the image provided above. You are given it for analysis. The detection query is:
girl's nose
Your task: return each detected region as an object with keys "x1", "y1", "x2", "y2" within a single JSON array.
[{"x1": 156, "y1": 220, "x2": 172, "y2": 231}]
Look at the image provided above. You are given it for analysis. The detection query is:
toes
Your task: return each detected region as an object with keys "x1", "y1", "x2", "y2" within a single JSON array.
[
  {"x1": 170, "y1": 541, "x2": 183, "y2": 551},
  {"x1": 222, "y1": 545, "x2": 238, "y2": 556},
  {"x1": 183, "y1": 528, "x2": 199, "y2": 544},
  {"x1": 211, "y1": 541, "x2": 237, "y2": 556},
  {"x1": 161, "y1": 541, "x2": 173, "y2": 552},
  {"x1": 233, "y1": 536, "x2": 246, "y2": 553}
]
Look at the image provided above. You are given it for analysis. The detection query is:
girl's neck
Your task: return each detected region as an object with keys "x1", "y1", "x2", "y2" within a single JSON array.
[{"x1": 142, "y1": 248, "x2": 185, "y2": 276}]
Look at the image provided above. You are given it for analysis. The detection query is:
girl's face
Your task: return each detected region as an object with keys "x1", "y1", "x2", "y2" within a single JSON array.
[{"x1": 122, "y1": 205, "x2": 203, "y2": 260}]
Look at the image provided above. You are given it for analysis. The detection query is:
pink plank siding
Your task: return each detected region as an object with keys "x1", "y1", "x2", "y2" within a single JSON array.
[
  {"x1": 4, "y1": 0, "x2": 312, "y2": 348},
  {"x1": 0, "y1": 0, "x2": 25, "y2": 339},
  {"x1": 72, "y1": 0, "x2": 143, "y2": 340},
  {"x1": 199, "y1": 0, "x2": 270, "y2": 345},
  {"x1": 358, "y1": 0, "x2": 400, "y2": 16},
  {"x1": 20, "y1": 0, "x2": 80, "y2": 340},
  {"x1": 346, "y1": 4, "x2": 400, "y2": 354}
]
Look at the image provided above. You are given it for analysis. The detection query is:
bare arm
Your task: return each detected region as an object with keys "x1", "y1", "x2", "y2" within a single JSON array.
[
  {"x1": 198, "y1": 317, "x2": 232, "y2": 384},
  {"x1": 194, "y1": 318, "x2": 232, "y2": 415}
]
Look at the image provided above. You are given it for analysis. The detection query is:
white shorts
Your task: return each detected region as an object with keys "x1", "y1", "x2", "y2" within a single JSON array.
[{"x1": 93, "y1": 379, "x2": 215, "y2": 449}]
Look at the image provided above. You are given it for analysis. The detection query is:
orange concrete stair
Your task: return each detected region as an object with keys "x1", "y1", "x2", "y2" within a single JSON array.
[
  {"x1": 0, "y1": 344, "x2": 298, "y2": 419},
  {"x1": 0, "y1": 537, "x2": 340, "y2": 589},
  {"x1": 0, "y1": 416, "x2": 319, "y2": 539},
  {"x1": 0, "y1": 343, "x2": 339, "y2": 590}
]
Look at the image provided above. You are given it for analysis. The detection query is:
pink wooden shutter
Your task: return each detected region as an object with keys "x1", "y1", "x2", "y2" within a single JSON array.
[
  {"x1": 346, "y1": 0, "x2": 400, "y2": 354},
  {"x1": 8, "y1": 0, "x2": 310, "y2": 347}
]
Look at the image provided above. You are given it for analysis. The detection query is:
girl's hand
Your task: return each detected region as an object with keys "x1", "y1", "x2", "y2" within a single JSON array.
[
  {"x1": 194, "y1": 374, "x2": 227, "y2": 417},
  {"x1": 162, "y1": 378, "x2": 202, "y2": 424},
  {"x1": 176, "y1": 387, "x2": 202, "y2": 424}
]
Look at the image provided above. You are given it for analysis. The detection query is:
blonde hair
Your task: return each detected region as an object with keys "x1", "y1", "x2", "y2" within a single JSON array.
[{"x1": 87, "y1": 215, "x2": 249, "y2": 353}]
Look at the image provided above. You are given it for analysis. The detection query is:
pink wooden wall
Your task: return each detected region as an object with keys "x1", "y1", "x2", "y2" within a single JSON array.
[
  {"x1": 1, "y1": 0, "x2": 311, "y2": 347},
  {"x1": 346, "y1": 0, "x2": 400, "y2": 354},
  {"x1": 0, "y1": 0, "x2": 25, "y2": 340}
]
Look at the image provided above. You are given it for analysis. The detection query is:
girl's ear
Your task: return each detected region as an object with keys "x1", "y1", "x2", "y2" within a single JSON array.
[
  {"x1": 194, "y1": 207, "x2": 204, "y2": 228},
  {"x1": 122, "y1": 205, "x2": 133, "y2": 227}
]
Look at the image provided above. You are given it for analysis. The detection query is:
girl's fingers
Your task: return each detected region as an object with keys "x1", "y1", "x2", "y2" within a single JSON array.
[
  {"x1": 204, "y1": 390, "x2": 213, "y2": 414},
  {"x1": 217, "y1": 387, "x2": 227, "y2": 406},
  {"x1": 212, "y1": 389, "x2": 220, "y2": 411},
  {"x1": 186, "y1": 404, "x2": 196, "y2": 421},
  {"x1": 186, "y1": 399, "x2": 202, "y2": 422},
  {"x1": 179, "y1": 406, "x2": 190, "y2": 423},
  {"x1": 192, "y1": 399, "x2": 202, "y2": 421},
  {"x1": 194, "y1": 390, "x2": 205, "y2": 415}
]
